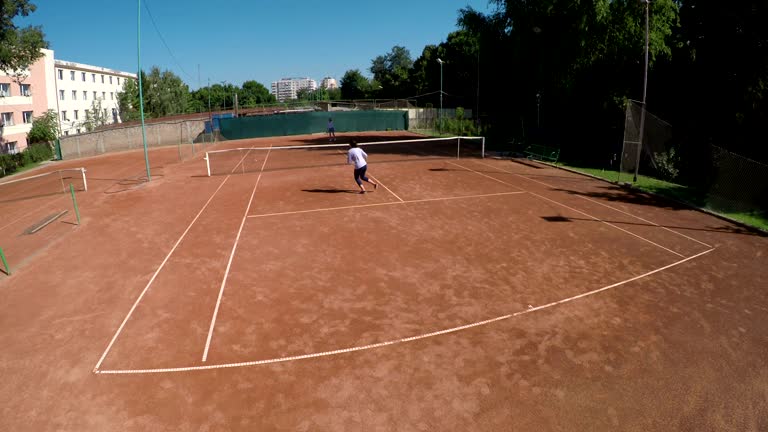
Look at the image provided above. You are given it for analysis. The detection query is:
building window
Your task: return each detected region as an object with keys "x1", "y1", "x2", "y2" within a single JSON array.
[
  {"x1": 72, "y1": 90, "x2": 77, "y2": 100},
  {"x1": 58, "y1": 69, "x2": 63, "y2": 80},
  {"x1": 61, "y1": 111, "x2": 67, "y2": 121},
  {"x1": 70, "y1": 70, "x2": 75, "y2": 80},
  {"x1": 1, "y1": 112, "x2": 13, "y2": 126},
  {"x1": 110, "y1": 92, "x2": 114, "y2": 100},
  {"x1": 109, "y1": 76, "x2": 113, "y2": 84},
  {"x1": 74, "y1": 110, "x2": 79, "y2": 120},
  {"x1": 59, "y1": 90, "x2": 65, "y2": 100},
  {"x1": 20, "y1": 84, "x2": 31, "y2": 96},
  {"x1": 93, "y1": 91, "x2": 98, "y2": 100},
  {"x1": 23, "y1": 111, "x2": 33, "y2": 123},
  {"x1": 103, "y1": 108, "x2": 107, "y2": 118},
  {"x1": 83, "y1": 91, "x2": 88, "y2": 100},
  {"x1": 112, "y1": 108, "x2": 118, "y2": 122},
  {"x1": 76, "y1": 128, "x2": 81, "y2": 134},
  {"x1": 0, "y1": 83, "x2": 9, "y2": 97},
  {"x1": 3, "y1": 142, "x2": 19, "y2": 154},
  {"x1": 102, "y1": 91, "x2": 106, "y2": 99},
  {"x1": 81, "y1": 72, "x2": 86, "y2": 81},
  {"x1": 92, "y1": 73, "x2": 96, "y2": 82},
  {"x1": 64, "y1": 131, "x2": 69, "y2": 136},
  {"x1": 101, "y1": 75, "x2": 104, "y2": 83},
  {"x1": 117, "y1": 77, "x2": 121, "y2": 85}
]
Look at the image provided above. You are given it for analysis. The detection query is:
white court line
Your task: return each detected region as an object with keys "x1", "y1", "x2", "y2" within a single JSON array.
[
  {"x1": 202, "y1": 147, "x2": 273, "y2": 362},
  {"x1": 447, "y1": 161, "x2": 526, "y2": 191},
  {"x1": 333, "y1": 146, "x2": 403, "y2": 202},
  {"x1": 94, "y1": 247, "x2": 715, "y2": 375},
  {"x1": 472, "y1": 160, "x2": 712, "y2": 249},
  {"x1": 572, "y1": 194, "x2": 713, "y2": 248},
  {"x1": 94, "y1": 147, "x2": 259, "y2": 371},
  {"x1": 459, "y1": 160, "x2": 685, "y2": 257},
  {"x1": 93, "y1": 176, "x2": 232, "y2": 372},
  {"x1": 247, "y1": 191, "x2": 527, "y2": 219},
  {"x1": 369, "y1": 174, "x2": 403, "y2": 202}
]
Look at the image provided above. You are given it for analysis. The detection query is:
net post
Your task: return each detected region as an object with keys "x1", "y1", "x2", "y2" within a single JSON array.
[
  {"x1": 59, "y1": 170, "x2": 65, "y2": 193},
  {"x1": 482, "y1": 137, "x2": 485, "y2": 158},
  {"x1": 81, "y1": 168, "x2": 88, "y2": 191},
  {"x1": 70, "y1": 184, "x2": 81, "y2": 225},
  {"x1": 457, "y1": 137, "x2": 460, "y2": 159},
  {"x1": 0, "y1": 247, "x2": 10, "y2": 275},
  {"x1": 206, "y1": 153, "x2": 211, "y2": 177}
]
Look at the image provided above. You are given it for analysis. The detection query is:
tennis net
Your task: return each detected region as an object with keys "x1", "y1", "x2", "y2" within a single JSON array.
[
  {"x1": 205, "y1": 136, "x2": 485, "y2": 176},
  {"x1": 0, "y1": 168, "x2": 88, "y2": 204}
]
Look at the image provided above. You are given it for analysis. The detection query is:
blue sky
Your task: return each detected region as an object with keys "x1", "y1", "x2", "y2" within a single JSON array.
[{"x1": 21, "y1": 0, "x2": 495, "y2": 90}]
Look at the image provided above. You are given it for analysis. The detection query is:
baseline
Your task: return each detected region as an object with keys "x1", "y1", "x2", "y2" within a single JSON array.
[{"x1": 94, "y1": 248, "x2": 715, "y2": 375}]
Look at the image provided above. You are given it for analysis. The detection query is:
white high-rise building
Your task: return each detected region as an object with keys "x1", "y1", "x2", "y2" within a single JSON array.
[
  {"x1": 52, "y1": 60, "x2": 136, "y2": 136},
  {"x1": 320, "y1": 77, "x2": 337, "y2": 89},
  {"x1": 270, "y1": 77, "x2": 317, "y2": 102}
]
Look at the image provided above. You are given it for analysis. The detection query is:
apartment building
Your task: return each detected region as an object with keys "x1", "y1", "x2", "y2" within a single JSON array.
[
  {"x1": 0, "y1": 49, "x2": 56, "y2": 154},
  {"x1": 270, "y1": 77, "x2": 317, "y2": 102},
  {"x1": 320, "y1": 77, "x2": 338, "y2": 89},
  {"x1": 0, "y1": 48, "x2": 136, "y2": 154},
  {"x1": 53, "y1": 60, "x2": 136, "y2": 136}
]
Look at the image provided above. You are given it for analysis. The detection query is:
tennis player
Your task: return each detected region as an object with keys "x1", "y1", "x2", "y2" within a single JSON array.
[
  {"x1": 347, "y1": 140, "x2": 378, "y2": 194},
  {"x1": 327, "y1": 117, "x2": 336, "y2": 142}
]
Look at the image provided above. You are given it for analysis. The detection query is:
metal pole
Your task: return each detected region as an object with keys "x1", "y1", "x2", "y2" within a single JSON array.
[
  {"x1": 440, "y1": 61, "x2": 443, "y2": 133},
  {"x1": 138, "y1": 0, "x2": 151, "y2": 181},
  {"x1": 70, "y1": 184, "x2": 81, "y2": 225},
  {"x1": 633, "y1": 0, "x2": 650, "y2": 183},
  {"x1": 0, "y1": 247, "x2": 10, "y2": 275}
]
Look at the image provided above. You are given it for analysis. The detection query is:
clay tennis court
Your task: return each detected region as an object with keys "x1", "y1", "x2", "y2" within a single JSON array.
[{"x1": 1, "y1": 131, "x2": 766, "y2": 431}]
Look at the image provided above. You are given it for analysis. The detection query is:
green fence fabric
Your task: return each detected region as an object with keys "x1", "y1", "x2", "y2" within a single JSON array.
[{"x1": 219, "y1": 111, "x2": 407, "y2": 140}]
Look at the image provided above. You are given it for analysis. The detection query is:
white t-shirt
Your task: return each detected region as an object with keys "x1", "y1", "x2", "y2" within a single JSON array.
[{"x1": 347, "y1": 147, "x2": 368, "y2": 169}]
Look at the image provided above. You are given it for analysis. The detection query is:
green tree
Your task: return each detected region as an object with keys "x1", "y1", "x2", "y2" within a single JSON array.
[
  {"x1": 117, "y1": 74, "x2": 141, "y2": 121},
  {"x1": 370, "y1": 46, "x2": 413, "y2": 98},
  {"x1": 26, "y1": 110, "x2": 58, "y2": 144},
  {"x1": 81, "y1": 99, "x2": 107, "y2": 132},
  {"x1": 0, "y1": 1, "x2": 48, "y2": 74},
  {"x1": 239, "y1": 80, "x2": 274, "y2": 107},
  {"x1": 144, "y1": 66, "x2": 189, "y2": 117},
  {"x1": 340, "y1": 69, "x2": 372, "y2": 99}
]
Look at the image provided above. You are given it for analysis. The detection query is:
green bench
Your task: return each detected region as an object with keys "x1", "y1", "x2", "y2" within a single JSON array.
[{"x1": 524, "y1": 144, "x2": 560, "y2": 163}]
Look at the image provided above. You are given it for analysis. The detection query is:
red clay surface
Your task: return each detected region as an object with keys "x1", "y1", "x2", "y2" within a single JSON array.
[{"x1": 0, "y1": 131, "x2": 766, "y2": 431}]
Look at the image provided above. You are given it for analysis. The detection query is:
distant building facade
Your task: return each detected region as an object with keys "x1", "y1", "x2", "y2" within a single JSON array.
[
  {"x1": 270, "y1": 77, "x2": 317, "y2": 102},
  {"x1": 52, "y1": 60, "x2": 136, "y2": 136},
  {"x1": 0, "y1": 48, "x2": 135, "y2": 154},
  {"x1": 0, "y1": 49, "x2": 55, "y2": 154},
  {"x1": 321, "y1": 77, "x2": 338, "y2": 89}
]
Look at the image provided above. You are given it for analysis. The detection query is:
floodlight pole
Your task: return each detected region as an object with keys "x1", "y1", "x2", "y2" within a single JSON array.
[
  {"x1": 633, "y1": 0, "x2": 650, "y2": 183},
  {"x1": 137, "y1": 0, "x2": 151, "y2": 181},
  {"x1": 437, "y1": 58, "x2": 444, "y2": 134}
]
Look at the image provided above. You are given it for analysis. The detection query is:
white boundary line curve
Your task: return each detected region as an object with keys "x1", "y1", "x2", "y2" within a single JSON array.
[
  {"x1": 94, "y1": 248, "x2": 715, "y2": 375},
  {"x1": 471, "y1": 159, "x2": 713, "y2": 249}
]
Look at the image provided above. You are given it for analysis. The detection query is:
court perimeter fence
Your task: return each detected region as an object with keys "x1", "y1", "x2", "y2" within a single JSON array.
[
  {"x1": 619, "y1": 100, "x2": 768, "y2": 225},
  {"x1": 58, "y1": 119, "x2": 210, "y2": 160}
]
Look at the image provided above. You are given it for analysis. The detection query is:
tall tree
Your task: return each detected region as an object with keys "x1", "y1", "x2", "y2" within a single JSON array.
[
  {"x1": 117, "y1": 72, "x2": 142, "y2": 121},
  {"x1": 340, "y1": 69, "x2": 372, "y2": 99},
  {"x1": 0, "y1": 1, "x2": 48, "y2": 75},
  {"x1": 370, "y1": 46, "x2": 414, "y2": 98},
  {"x1": 143, "y1": 67, "x2": 189, "y2": 117}
]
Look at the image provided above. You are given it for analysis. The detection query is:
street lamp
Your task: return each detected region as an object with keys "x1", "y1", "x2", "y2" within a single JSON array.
[
  {"x1": 437, "y1": 58, "x2": 443, "y2": 133},
  {"x1": 633, "y1": 0, "x2": 650, "y2": 182}
]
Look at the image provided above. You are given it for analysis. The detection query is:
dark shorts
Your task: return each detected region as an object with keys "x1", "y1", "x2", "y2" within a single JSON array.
[
  {"x1": 353, "y1": 165, "x2": 368, "y2": 184},
  {"x1": 328, "y1": 127, "x2": 335, "y2": 133}
]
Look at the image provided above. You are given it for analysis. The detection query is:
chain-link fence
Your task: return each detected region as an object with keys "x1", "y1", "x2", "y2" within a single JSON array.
[{"x1": 619, "y1": 100, "x2": 767, "y2": 226}]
